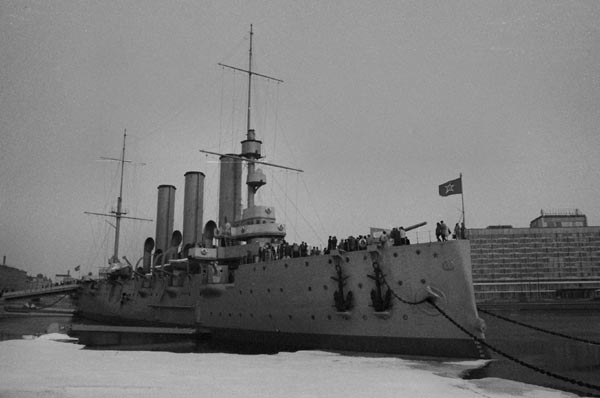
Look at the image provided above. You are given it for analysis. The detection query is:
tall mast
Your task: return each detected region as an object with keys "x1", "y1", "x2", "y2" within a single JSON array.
[
  {"x1": 84, "y1": 130, "x2": 152, "y2": 265},
  {"x1": 112, "y1": 129, "x2": 127, "y2": 262},
  {"x1": 245, "y1": 25, "x2": 257, "y2": 208},
  {"x1": 246, "y1": 24, "x2": 253, "y2": 134}
]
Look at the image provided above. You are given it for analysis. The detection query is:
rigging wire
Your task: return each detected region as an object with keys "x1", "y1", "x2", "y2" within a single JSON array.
[
  {"x1": 218, "y1": 67, "x2": 225, "y2": 154},
  {"x1": 270, "y1": 172, "x2": 325, "y2": 246},
  {"x1": 295, "y1": 172, "x2": 299, "y2": 242},
  {"x1": 300, "y1": 176, "x2": 329, "y2": 240}
]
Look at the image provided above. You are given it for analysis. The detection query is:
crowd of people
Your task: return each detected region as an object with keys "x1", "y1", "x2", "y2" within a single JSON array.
[
  {"x1": 436, "y1": 221, "x2": 466, "y2": 241},
  {"x1": 257, "y1": 240, "x2": 322, "y2": 262},
  {"x1": 254, "y1": 220, "x2": 466, "y2": 262}
]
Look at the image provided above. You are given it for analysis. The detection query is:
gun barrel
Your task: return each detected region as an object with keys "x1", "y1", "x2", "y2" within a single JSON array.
[{"x1": 404, "y1": 221, "x2": 427, "y2": 232}]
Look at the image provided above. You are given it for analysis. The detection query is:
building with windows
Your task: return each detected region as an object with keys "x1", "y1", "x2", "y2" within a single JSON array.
[
  {"x1": 469, "y1": 209, "x2": 600, "y2": 303},
  {"x1": 0, "y1": 258, "x2": 28, "y2": 293},
  {"x1": 529, "y1": 208, "x2": 587, "y2": 228}
]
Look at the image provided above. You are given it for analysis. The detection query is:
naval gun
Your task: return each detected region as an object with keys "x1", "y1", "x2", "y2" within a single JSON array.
[{"x1": 403, "y1": 221, "x2": 427, "y2": 231}]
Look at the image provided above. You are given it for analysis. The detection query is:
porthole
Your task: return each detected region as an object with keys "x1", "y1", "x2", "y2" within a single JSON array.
[
  {"x1": 267, "y1": 288, "x2": 271, "y2": 293},
  {"x1": 308, "y1": 286, "x2": 312, "y2": 291},
  {"x1": 311, "y1": 315, "x2": 315, "y2": 320},
  {"x1": 397, "y1": 280, "x2": 403, "y2": 286},
  {"x1": 323, "y1": 285, "x2": 328, "y2": 291},
  {"x1": 328, "y1": 259, "x2": 332, "y2": 264},
  {"x1": 305, "y1": 261, "x2": 309, "y2": 267},
  {"x1": 284, "y1": 263, "x2": 289, "y2": 268},
  {"x1": 421, "y1": 279, "x2": 426, "y2": 284},
  {"x1": 280, "y1": 288, "x2": 284, "y2": 293},
  {"x1": 393, "y1": 252, "x2": 398, "y2": 257},
  {"x1": 403, "y1": 314, "x2": 408, "y2": 320},
  {"x1": 416, "y1": 250, "x2": 421, "y2": 255},
  {"x1": 362, "y1": 315, "x2": 368, "y2": 320},
  {"x1": 288, "y1": 315, "x2": 293, "y2": 320},
  {"x1": 358, "y1": 283, "x2": 363, "y2": 289},
  {"x1": 345, "y1": 257, "x2": 350, "y2": 263},
  {"x1": 327, "y1": 315, "x2": 332, "y2": 320}
]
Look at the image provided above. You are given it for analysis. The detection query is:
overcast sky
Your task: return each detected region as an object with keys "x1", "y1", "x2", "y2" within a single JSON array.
[{"x1": 2, "y1": 1, "x2": 600, "y2": 278}]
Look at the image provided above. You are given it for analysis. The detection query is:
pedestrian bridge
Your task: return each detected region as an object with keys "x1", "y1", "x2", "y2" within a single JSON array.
[{"x1": 1, "y1": 284, "x2": 80, "y2": 301}]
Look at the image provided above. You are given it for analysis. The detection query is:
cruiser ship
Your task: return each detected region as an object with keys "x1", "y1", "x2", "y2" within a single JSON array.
[{"x1": 76, "y1": 26, "x2": 488, "y2": 359}]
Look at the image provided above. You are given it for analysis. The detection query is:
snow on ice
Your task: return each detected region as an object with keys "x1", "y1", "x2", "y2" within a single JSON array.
[{"x1": 0, "y1": 334, "x2": 582, "y2": 398}]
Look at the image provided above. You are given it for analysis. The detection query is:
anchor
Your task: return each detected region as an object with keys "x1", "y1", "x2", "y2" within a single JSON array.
[
  {"x1": 330, "y1": 255, "x2": 353, "y2": 312},
  {"x1": 367, "y1": 261, "x2": 392, "y2": 312}
]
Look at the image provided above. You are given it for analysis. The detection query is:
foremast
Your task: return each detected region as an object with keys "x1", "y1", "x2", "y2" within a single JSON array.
[
  {"x1": 112, "y1": 130, "x2": 127, "y2": 263},
  {"x1": 85, "y1": 129, "x2": 152, "y2": 265}
]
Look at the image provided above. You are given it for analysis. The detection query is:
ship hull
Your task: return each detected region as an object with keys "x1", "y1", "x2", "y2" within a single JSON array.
[
  {"x1": 208, "y1": 328, "x2": 486, "y2": 358},
  {"x1": 76, "y1": 240, "x2": 489, "y2": 359}
]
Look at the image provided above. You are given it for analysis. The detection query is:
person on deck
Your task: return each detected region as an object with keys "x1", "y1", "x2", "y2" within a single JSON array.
[
  {"x1": 399, "y1": 226, "x2": 408, "y2": 245},
  {"x1": 440, "y1": 221, "x2": 449, "y2": 241}
]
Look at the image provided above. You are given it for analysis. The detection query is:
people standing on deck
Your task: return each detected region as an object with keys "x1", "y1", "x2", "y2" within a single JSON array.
[
  {"x1": 454, "y1": 223, "x2": 460, "y2": 239},
  {"x1": 390, "y1": 227, "x2": 399, "y2": 246},
  {"x1": 440, "y1": 221, "x2": 449, "y2": 241},
  {"x1": 435, "y1": 222, "x2": 442, "y2": 242},
  {"x1": 379, "y1": 230, "x2": 389, "y2": 247},
  {"x1": 399, "y1": 226, "x2": 409, "y2": 245}
]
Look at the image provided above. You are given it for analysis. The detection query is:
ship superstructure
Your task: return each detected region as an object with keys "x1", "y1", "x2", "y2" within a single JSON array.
[{"x1": 76, "y1": 26, "x2": 488, "y2": 359}]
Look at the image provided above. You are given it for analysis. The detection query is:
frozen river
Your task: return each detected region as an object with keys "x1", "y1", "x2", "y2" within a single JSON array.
[{"x1": 0, "y1": 334, "x2": 588, "y2": 398}]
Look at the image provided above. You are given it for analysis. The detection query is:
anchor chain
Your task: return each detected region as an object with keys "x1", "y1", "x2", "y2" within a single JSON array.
[
  {"x1": 380, "y1": 276, "x2": 431, "y2": 306},
  {"x1": 369, "y1": 251, "x2": 428, "y2": 306},
  {"x1": 375, "y1": 265, "x2": 600, "y2": 394},
  {"x1": 32, "y1": 293, "x2": 70, "y2": 310},
  {"x1": 431, "y1": 300, "x2": 600, "y2": 394},
  {"x1": 478, "y1": 307, "x2": 600, "y2": 347}
]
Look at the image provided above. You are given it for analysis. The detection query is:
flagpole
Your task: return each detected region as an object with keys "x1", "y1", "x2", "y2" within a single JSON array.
[{"x1": 460, "y1": 172, "x2": 465, "y2": 230}]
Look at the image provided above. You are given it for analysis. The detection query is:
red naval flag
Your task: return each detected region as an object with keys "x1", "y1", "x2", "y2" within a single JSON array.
[{"x1": 438, "y1": 177, "x2": 462, "y2": 197}]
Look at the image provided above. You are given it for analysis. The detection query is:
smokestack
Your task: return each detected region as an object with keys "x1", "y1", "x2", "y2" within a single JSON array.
[
  {"x1": 218, "y1": 154, "x2": 242, "y2": 227},
  {"x1": 142, "y1": 237, "x2": 154, "y2": 273},
  {"x1": 155, "y1": 184, "x2": 176, "y2": 254},
  {"x1": 183, "y1": 171, "x2": 205, "y2": 247}
]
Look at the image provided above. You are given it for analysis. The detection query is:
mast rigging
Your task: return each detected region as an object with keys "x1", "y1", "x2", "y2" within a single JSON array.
[{"x1": 84, "y1": 129, "x2": 152, "y2": 264}]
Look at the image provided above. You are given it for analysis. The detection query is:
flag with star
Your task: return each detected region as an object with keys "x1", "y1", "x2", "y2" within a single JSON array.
[{"x1": 438, "y1": 177, "x2": 462, "y2": 197}]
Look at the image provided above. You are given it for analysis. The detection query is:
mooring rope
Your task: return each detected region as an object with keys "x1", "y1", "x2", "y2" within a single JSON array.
[{"x1": 478, "y1": 307, "x2": 600, "y2": 346}]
